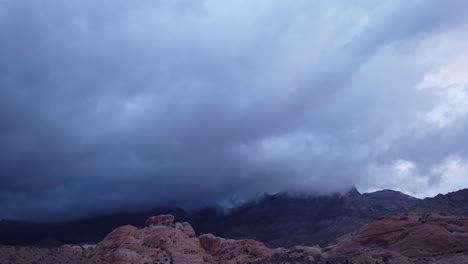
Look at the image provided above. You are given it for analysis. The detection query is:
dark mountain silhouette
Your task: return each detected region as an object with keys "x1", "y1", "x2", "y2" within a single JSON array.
[
  {"x1": 362, "y1": 189, "x2": 419, "y2": 212},
  {"x1": 415, "y1": 188, "x2": 468, "y2": 215},
  {"x1": 1, "y1": 188, "x2": 468, "y2": 247}
]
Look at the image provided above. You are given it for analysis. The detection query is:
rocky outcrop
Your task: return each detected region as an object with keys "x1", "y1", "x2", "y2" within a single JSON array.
[
  {"x1": 92, "y1": 221, "x2": 205, "y2": 263},
  {"x1": 2, "y1": 213, "x2": 326, "y2": 264},
  {"x1": 323, "y1": 212, "x2": 468, "y2": 263},
  {"x1": 199, "y1": 233, "x2": 272, "y2": 263},
  {"x1": 144, "y1": 214, "x2": 175, "y2": 227},
  {"x1": 88, "y1": 215, "x2": 333, "y2": 264},
  {"x1": 90, "y1": 215, "x2": 277, "y2": 264},
  {"x1": 3, "y1": 212, "x2": 468, "y2": 263}
]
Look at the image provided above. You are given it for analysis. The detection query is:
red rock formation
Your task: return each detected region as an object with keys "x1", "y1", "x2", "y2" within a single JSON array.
[
  {"x1": 324, "y1": 212, "x2": 468, "y2": 263},
  {"x1": 92, "y1": 221, "x2": 205, "y2": 263},
  {"x1": 199, "y1": 233, "x2": 272, "y2": 263},
  {"x1": 91, "y1": 215, "x2": 277, "y2": 264},
  {"x1": 3, "y1": 212, "x2": 468, "y2": 263}
]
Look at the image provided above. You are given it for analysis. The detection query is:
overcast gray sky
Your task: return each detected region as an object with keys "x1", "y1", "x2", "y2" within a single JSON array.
[{"x1": 1, "y1": 0, "x2": 468, "y2": 221}]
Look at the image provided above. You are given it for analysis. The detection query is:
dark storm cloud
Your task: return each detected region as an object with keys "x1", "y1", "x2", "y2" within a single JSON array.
[{"x1": 1, "y1": 0, "x2": 468, "y2": 221}]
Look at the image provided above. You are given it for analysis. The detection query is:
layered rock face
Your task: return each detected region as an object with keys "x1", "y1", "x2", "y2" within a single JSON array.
[{"x1": 324, "y1": 212, "x2": 468, "y2": 263}]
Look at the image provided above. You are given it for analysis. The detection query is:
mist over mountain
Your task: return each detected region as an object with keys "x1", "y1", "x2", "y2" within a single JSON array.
[
  {"x1": 2, "y1": 2, "x2": 468, "y2": 263},
  {"x1": 2, "y1": 188, "x2": 468, "y2": 248},
  {"x1": 1, "y1": 1, "x2": 468, "y2": 222}
]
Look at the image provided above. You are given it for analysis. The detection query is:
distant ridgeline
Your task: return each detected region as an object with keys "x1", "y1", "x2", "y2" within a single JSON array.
[{"x1": 1, "y1": 188, "x2": 467, "y2": 247}]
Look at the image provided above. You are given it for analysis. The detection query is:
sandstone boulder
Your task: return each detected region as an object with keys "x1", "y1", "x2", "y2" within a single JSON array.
[
  {"x1": 198, "y1": 233, "x2": 223, "y2": 255},
  {"x1": 92, "y1": 218, "x2": 207, "y2": 264},
  {"x1": 175, "y1": 221, "x2": 196, "y2": 238},
  {"x1": 199, "y1": 233, "x2": 272, "y2": 262},
  {"x1": 92, "y1": 215, "x2": 277, "y2": 264}
]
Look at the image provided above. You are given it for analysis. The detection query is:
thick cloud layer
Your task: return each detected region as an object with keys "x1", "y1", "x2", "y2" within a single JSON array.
[{"x1": 1, "y1": 1, "x2": 468, "y2": 221}]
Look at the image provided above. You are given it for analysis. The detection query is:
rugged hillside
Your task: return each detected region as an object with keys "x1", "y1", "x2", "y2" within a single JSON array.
[
  {"x1": 415, "y1": 189, "x2": 468, "y2": 215},
  {"x1": 2, "y1": 213, "x2": 468, "y2": 264},
  {"x1": 324, "y1": 212, "x2": 468, "y2": 263},
  {"x1": 1, "y1": 188, "x2": 468, "y2": 248},
  {"x1": 208, "y1": 189, "x2": 376, "y2": 247},
  {"x1": 362, "y1": 189, "x2": 419, "y2": 212}
]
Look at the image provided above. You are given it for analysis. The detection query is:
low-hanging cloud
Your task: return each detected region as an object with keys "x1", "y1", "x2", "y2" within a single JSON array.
[{"x1": 1, "y1": 0, "x2": 468, "y2": 221}]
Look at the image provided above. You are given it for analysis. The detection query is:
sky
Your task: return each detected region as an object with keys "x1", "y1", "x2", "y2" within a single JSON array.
[{"x1": 1, "y1": 0, "x2": 468, "y2": 221}]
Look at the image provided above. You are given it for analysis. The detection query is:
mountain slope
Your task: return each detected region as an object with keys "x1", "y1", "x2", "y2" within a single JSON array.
[
  {"x1": 1, "y1": 188, "x2": 468, "y2": 247},
  {"x1": 415, "y1": 189, "x2": 468, "y2": 215},
  {"x1": 362, "y1": 189, "x2": 419, "y2": 212}
]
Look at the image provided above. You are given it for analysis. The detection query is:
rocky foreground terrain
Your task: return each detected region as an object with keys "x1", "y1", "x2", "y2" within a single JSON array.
[{"x1": 1, "y1": 212, "x2": 468, "y2": 264}]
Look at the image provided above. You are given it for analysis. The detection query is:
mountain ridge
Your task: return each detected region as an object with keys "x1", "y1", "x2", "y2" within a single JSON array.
[{"x1": 1, "y1": 188, "x2": 467, "y2": 247}]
